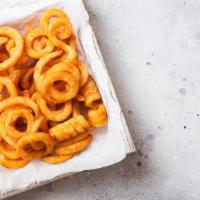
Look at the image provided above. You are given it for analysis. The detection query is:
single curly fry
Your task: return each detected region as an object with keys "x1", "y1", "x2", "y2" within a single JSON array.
[
  {"x1": 0, "y1": 76, "x2": 18, "y2": 99},
  {"x1": 80, "y1": 76, "x2": 101, "y2": 108},
  {"x1": 48, "y1": 18, "x2": 72, "y2": 42},
  {"x1": 88, "y1": 104, "x2": 108, "y2": 128},
  {"x1": 0, "y1": 27, "x2": 23, "y2": 71},
  {"x1": 17, "y1": 132, "x2": 54, "y2": 159},
  {"x1": 0, "y1": 154, "x2": 30, "y2": 169},
  {"x1": 5, "y1": 39, "x2": 35, "y2": 69},
  {"x1": 40, "y1": 9, "x2": 70, "y2": 40},
  {"x1": 39, "y1": 62, "x2": 80, "y2": 103},
  {"x1": 42, "y1": 154, "x2": 73, "y2": 164},
  {"x1": 50, "y1": 115, "x2": 90, "y2": 141},
  {"x1": 42, "y1": 71, "x2": 79, "y2": 103},
  {"x1": 34, "y1": 50, "x2": 62, "y2": 91},
  {"x1": 34, "y1": 92, "x2": 72, "y2": 122},
  {"x1": 25, "y1": 28, "x2": 54, "y2": 59},
  {"x1": 55, "y1": 135, "x2": 92, "y2": 155},
  {"x1": 0, "y1": 96, "x2": 40, "y2": 117},
  {"x1": 1, "y1": 106, "x2": 34, "y2": 139},
  {"x1": 47, "y1": 17, "x2": 76, "y2": 63},
  {"x1": 0, "y1": 141, "x2": 21, "y2": 159}
]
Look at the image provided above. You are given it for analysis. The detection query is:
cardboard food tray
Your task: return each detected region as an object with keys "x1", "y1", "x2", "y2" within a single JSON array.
[{"x1": 0, "y1": 0, "x2": 135, "y2": 199}]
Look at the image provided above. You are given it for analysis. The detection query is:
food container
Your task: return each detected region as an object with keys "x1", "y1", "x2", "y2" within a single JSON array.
[{"x1": 0, "y1": 0, "x2": 135, "y2": 199}]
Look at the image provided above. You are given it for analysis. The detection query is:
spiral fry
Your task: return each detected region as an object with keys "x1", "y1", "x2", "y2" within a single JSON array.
[
  {"x1": 88, "y1": 104, "x2": 108, "y2": 128},
  {"x1": 25, "y1": 28, "x2": 54, "y2": 59},
  {"x1": 0, "y1": 27, "x2": 23, "y2": 71},
  {"x1": 0, "y1": 155, "x2": 30, "y2": 169},
  {"x1": 0, "y1": 76, "x2": 17, "y2": 100},
  {"x1": 17, "y1": 132, "x2": 54, "y2": 159},
  {"x1": 33, "y1": 92, "x2": 72, "y2": 122},
  {"x1": 80, "y1": 76, "x2": 101, "y2": 108}
]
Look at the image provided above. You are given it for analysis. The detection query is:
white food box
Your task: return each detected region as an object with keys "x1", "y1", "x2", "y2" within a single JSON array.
[{"x1": 0, "y1": 0, "x2": 135, "y2": 199}]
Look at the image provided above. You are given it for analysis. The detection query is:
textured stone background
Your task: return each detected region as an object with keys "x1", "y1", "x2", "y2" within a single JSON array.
[{"x1": 7, "y1": 0, "x2": 200, "y2": 199}]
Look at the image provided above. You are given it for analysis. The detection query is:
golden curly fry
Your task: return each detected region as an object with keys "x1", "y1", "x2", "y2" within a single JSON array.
[
  {"x1": 33, "y1": 92, "x2": 72, "y2": 122},
  {"x1": 1, "y1": 106, "x2": 34, "y2": 139},
  {"x1": 34, "y1": 50, "x2": 62, "y2": 91},
  {"x1": 40, "y1": 9, "x2": 76, "y2": 63},
  {"x1": 0, "y1": 76, "x2": 18, "y2": 100},
  {"x1": 17, "y1": 132, "x2": 54, "y2": 159},
  {"x1": 50, "y1": 115, "x2": 90, "y2": 141},
  {"x1": 42, "y1": 154, "x2": 73, "y2": 164},
  {"x1": 0, "y1": 96, "x2": 39, "y2": 117},
  {"x1": 40, "y1": 9, "x2": 71, "y2": 40},
  {"x1": 55, "y1": 135, "x2": 92, "y2": 155},
  {"x1": 25, "y1": 28, "x2": 54, "y2": 59},
  {"x1": 48, "y1": 18, "x2": 72, "y2": 41},
  {"x1": 88, "y1": 104, "x2": 108, "y2": 128},
  {"x1": 0, "y1": 141, "x2": 20, "y2": 159},
  {"x1": 35, "y1": 61, "x2": 80, "y2": 103},
  {"x1": 0, "y1": 154, "x2": 30, "y2": 169},
  {"x1": 0, "y1": 27, "x2": 23, "y2": 71},
  {"x1": 42, "y1": 69, "x2": 79, "y2": 103},
  {"x1": 80, "y1": 76, "x2": 101, "y2": 108},
  {"x1": 5, "y1": 39, "x2": 32, "y2": 69}
]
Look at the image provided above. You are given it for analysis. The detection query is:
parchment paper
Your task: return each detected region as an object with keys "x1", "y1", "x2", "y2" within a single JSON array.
[{"x1": 0, "y1": 0, "x2": 135, "y2": 198}]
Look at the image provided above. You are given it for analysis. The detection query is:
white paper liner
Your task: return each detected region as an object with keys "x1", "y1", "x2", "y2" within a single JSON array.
[{"x1": 0, "y1": 0, "x2": 135, "y2": 198}]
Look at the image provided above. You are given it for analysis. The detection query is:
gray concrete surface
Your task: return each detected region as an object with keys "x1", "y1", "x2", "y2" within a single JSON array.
[{"x1": 7, "y1": 0, "x2": 200, "y2": 199}]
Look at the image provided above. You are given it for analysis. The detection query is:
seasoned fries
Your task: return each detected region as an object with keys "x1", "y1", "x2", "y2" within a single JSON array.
[{"x1": 0, "y1": 9, "x2": 108, "y2": 169}]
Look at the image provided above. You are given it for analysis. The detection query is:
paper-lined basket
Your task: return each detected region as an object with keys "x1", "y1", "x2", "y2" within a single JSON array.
[{"x1": 0, "y1": 0, "x2": 135, "y2": 199}]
